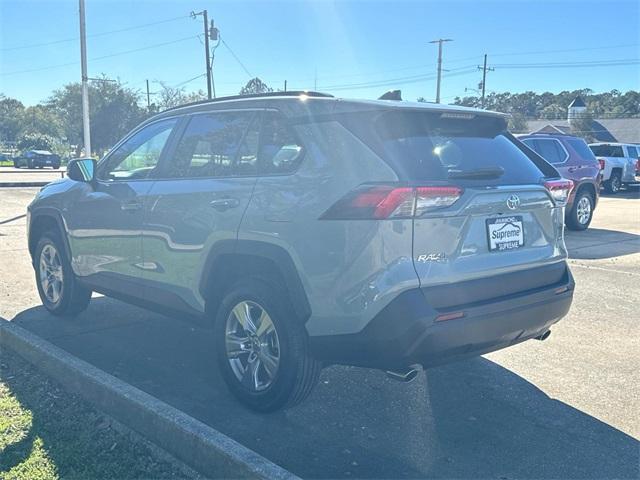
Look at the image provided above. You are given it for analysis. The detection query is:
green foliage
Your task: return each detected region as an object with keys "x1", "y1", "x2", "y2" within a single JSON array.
[
  {"x1": 0, "y1": 95, "x2": 25, "y2": 142},
  {"x1": 570, "y1": 111, "x2": 596, "y2": 142},
  {"x1": 508, "y1": 113, "x2": 529, "y2": 133},
  {"x1": 453, "y1": 89, "x2": 639, "y2": 119},
  {"x1": 46, "y1": 78, "x2": 146, "y2": 155},
  {"x1": 16, "y1": 132, "x2": 57, "y2": 152},
  {"x1": 239, "y1": 77, "x2": 273, "y2": 95}
]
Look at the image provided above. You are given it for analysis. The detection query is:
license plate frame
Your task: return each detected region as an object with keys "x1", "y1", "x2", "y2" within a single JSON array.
[{"x1": 486, "y1": 215, "x2": 525, "y2": 252}]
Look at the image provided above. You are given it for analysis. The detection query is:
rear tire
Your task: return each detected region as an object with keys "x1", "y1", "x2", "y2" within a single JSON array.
[
  {"x1": 566, "y1": 190, "x2": 594, "y2": 231},
  {"x1": 213, "y1": 277, "x2": 321, "y2": 412},
  {"x1": 34, "y1": 232, "x2": 92, "y2": 316},
  {"x1": 604, "y1": 171, "x2": 622, "y2": 194}
]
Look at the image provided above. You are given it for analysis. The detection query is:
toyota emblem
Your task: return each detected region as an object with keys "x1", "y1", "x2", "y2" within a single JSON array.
[{"x1": 506, "y1": 194, "x2": 520, "y2": 210}]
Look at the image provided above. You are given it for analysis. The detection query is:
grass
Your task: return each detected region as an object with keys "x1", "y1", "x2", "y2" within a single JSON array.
[
  {"x1": 0, "y1": 161, "x2": 14, "y2": 167},
  {"x1": 0, "y1": 350, "x2": 194, "y2": 480}
]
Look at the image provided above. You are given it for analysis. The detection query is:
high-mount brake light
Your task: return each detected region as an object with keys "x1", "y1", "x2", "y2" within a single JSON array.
[
  {"x1": 543, "y1": 179, "x2": 573, "y2": 206},
  {"x1": 321, "y1": 184, "x2": 463, "y2": 220}
]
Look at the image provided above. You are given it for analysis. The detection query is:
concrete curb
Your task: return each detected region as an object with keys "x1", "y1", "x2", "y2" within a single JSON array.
[
  {"x1": 0, "y1": 182, "x2": 49, "y2": 187},
  {"x1": 0, "y1": 320, "x2": 299, "y2": 480}
]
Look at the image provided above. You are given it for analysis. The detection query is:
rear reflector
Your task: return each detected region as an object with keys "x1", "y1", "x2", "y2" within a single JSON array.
[
  {"x1": 321, "y1": 184, "x2": 463, "y2": 220},
  {"x1": 435, "y1": 311, "x2": 465, "y2": 322},
  {"x1": 544, "y1": 179, "x2": 573, "y2": 206}
]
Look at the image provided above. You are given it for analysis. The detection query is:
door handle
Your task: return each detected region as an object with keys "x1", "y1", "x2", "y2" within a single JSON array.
[
  {"x1": 568, "y1": 167, "x2": 578, "y2": 173},
  {"x1": 209, "y1": 198, "x2": 240, "y2": 211},
  {"x1": 121, "y1": 200, "x2": 142, "y2": 211}
]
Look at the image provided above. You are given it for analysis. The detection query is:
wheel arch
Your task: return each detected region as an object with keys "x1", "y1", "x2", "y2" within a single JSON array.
[
  {"x1": 200, "y1": 240, "x2": 311, "y2": 323},
  {"x1": 29, "y1": 210, "x2": 72, "y2": 264}
]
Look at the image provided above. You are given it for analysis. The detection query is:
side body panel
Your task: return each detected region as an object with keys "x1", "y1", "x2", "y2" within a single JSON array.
[{"x1": 239, "y1": 119, "x2": 419, "y2": 337}]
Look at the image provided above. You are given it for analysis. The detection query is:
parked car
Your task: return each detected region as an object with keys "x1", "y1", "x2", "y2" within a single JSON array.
[
  {"x1": 518, "y1": 133, "x2": 600, "y2": 230},
  {"x1": 14, "y1": 150, "x2": 61, "y2": 169},
  {"x1": 27, "y1": 92, "x2": 575, "y2": 412},
  {"x1": 588, "y1": 143, "x2": 639, "y2": 194}
]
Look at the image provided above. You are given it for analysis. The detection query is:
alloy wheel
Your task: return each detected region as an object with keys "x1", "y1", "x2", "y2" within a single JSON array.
[
  {"x1": 225, "y1": 300, "x2": 280, "y2": 392},
  {"x1": 576, "y1": 196, "x2": 592, "y2": 225},
  {"x1": 39, "y1": 244, "x2": 63, "y2": 304}
]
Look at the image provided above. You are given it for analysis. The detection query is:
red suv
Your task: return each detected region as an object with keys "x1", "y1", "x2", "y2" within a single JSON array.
[{"x1": 518, "y1": 133, "x2": 600, "y2": 230}]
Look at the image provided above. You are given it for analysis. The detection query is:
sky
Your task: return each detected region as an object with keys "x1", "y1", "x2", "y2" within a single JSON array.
[{"x1": 1, "y1": 0, "x2": 639, "y2": 106}]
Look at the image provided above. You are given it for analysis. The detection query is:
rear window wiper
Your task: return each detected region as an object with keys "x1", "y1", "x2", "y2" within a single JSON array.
[{"x1": 447, "y1": 166, "x2": 505, "y2": 179}]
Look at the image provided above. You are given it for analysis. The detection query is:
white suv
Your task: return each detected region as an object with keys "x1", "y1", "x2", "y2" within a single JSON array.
[{"x1": 589, "y1": 143, "x2": 639, "y2": 194}]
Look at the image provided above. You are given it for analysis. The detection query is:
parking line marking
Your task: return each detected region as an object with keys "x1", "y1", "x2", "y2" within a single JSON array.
[{"x1": 569, "y1": 262, "x2": 640, "y2": 277}]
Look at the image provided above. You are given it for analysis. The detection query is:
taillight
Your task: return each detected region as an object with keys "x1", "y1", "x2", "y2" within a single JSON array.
[
  {"x1": 597, "y1": 158, "x2": 605, "y2": 170},
  {"x1": 544, "y1": 179, "x2": 573, "y2": 206},
  {"x1": 321, "y1": 184, "x2": 463, "y2": 219},
  {"x1": 635, "y1": 159, "x2": 640, "y2": 173}
]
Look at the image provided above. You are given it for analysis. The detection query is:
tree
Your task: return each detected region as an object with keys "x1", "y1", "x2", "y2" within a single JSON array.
[
  {"x1": 0, "y1": 95, "x2": 25, "y2": 142},
  {"x1": 16, "y1": 132, "x2": 57, "y2": 151},
  {"x1": 19, "y1": 105, "x2": 65, "y2": 138},
  {"x1": 154, "y1": 82, "x2": 206, "y2": 110},
  {"x1": 508, "y1": 112, "x2": 528, "y2": 133},
  {"x1": 570, "y1": 111, "x2": 595, "y2": 142},
  {"x1": 239, "y1": 77, "x2": 272, "y2": 96},
  {"x1": 47, "y1": 78, "x2": 145, "y2": 155}
]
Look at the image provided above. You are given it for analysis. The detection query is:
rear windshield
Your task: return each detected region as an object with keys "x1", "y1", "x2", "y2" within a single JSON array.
[
  {"x1": 340, "y1": 110, "x2": 546, "y2": 185},
  {"x1": 566, "y1": 138, "x2": 597, "y2": 161},
  {"x1": 590, "y1": 145, "x2": 624, "y2": 157}
]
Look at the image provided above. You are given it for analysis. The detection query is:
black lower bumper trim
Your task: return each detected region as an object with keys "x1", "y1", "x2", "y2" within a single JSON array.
[{"x1": 309, "y1": 263, "x2": 574, "y2": 369}]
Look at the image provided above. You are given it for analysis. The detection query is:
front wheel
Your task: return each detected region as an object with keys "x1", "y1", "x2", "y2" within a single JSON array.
[
  {"x1": 566, "y1": 190, "x2": 594, "y2": 230},
  {"x1": 35, "y1": 233, "x2": 92, "y2": 316},
  {"x1": 214, "y1": 277, "x2": 321, "y2": 412}
]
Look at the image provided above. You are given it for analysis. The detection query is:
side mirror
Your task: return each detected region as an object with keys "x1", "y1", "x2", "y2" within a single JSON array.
[{"x1": 67, "y1": 158, "x2": 96, "y2": 183}]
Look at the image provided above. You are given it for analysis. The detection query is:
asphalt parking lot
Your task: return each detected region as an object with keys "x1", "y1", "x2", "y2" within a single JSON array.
[
  {"x1": 1, "y1": 186, "x2": 638, "y2": 479},
  {"x1": 0, "y1": 166, "x2": 66, "y2": 186}
]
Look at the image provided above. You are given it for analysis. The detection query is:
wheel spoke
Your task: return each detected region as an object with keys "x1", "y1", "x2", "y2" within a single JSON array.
[
  {"x1": 259, "y1": 350, "x2": 279, "y2": 379},
  {"x1": 255, "y1": 310, "x2": 274, "y2": 339},
  {"x1": 226, "y1": 333, "x2": 249, "y2": 358},
  {"x1": 241, "y1": 358, "x2": 261, "y2": 390},
  {"x1": 233, "y1": 302, "x2": 256, "y2": 334}
]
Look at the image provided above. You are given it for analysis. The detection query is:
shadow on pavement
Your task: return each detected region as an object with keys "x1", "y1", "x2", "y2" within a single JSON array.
[
  {"x1": 566, "y1": 228, "x2": 640, "y2": 260},
  {"x1": 9, "y1": 299, "x2": 640, "y2": 479}
]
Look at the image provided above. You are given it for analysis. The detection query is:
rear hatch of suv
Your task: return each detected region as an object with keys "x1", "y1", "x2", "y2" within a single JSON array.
[{"x1": 340, "y1": 108, "x2": 570, "y2": 310}]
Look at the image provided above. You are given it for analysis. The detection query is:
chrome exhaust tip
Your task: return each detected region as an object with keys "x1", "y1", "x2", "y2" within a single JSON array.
[
  {"x1": 535, "y1": 330, "x2": 551, "y2": 341},
  {"x1": 386, "y1": 365, "x2": 422, "y2": 383}
]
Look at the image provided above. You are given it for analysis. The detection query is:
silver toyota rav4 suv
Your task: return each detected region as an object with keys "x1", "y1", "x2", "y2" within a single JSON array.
[{"x1": 27, "y1": 92, "x2": 575, "y2": 412}]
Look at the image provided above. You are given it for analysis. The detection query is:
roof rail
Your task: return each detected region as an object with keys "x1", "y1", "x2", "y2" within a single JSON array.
[{"x1": 161, "y1": 91, "x2": 334, "y2": 113}]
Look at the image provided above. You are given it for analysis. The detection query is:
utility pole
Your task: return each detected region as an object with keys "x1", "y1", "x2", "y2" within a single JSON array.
[
  {"x1": 79, "y1": 0, "x2": 91, "y2": 156},
  {"x1": 146, "y1": 79, "x2": 151, "y2": 108},
  {"x1": 191, "y1": 10, "x2": 212, "y2": 99},
  {"x1": 477, "y1": 54, "x2": 494, "y2": 108},
  {"x1": 284, "y1": 80, "x2": 287, "y2": 92},
  {"x1": 429, "y1": 38, "x2": 452, "y2": 103}
]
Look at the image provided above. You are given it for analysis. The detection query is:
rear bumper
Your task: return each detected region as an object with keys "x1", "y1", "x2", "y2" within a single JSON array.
[{"x1": 309, "y1": 262, "x2": 574, "y2": 369}]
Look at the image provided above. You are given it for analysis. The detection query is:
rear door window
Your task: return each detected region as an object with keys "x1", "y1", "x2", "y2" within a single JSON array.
[
  {"x1": 166, "y1": 111, "x2": 259, "y2": 178},
  {"x1": 341, "y1": 110, "x2": 545, "y2": 185},
  {"x1": 590, "y1": 145, "x2": 624, "y2": 157},
  {"x1": 534, "y1": 139, "x2": 567, "y2": 164},
  {"x1": 258, "y1": 112, "x2": 305, "y2": 175},
  {"x1": 566, "y1": 138, "x2": 597, "y2": 161}
]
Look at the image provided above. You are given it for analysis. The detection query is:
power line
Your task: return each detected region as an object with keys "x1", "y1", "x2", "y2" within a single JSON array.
[
  {"x1": 1, "y1": 14, "x2": 191, "y2": 52},
  {"x1": 220, "y1": 39, "x2": 253, "y2": 78},
  {"x1": 2, "y1": 35, "x2": 201, "y2": 76},
  {"x1": 494, "y1": 58, "x2": 639, "y2": 69}
]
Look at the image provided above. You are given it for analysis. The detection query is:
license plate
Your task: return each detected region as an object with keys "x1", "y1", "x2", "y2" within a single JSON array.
[{"x1": 486, "y1": 216, "x2": 524, "y2": 252}]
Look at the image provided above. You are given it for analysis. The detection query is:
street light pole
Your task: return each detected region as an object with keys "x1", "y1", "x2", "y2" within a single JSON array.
[
  {"x1": 429, "y1": 38, "x2": 453, "y2": 104},
  {"x1": 79, "y1": 0, "x2": 91, "y2": 156}
]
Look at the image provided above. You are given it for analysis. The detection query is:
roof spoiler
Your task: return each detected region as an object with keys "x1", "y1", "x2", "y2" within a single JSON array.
[{"x1": 378, "y1": 90, "x2": 402, "y2": 101}]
